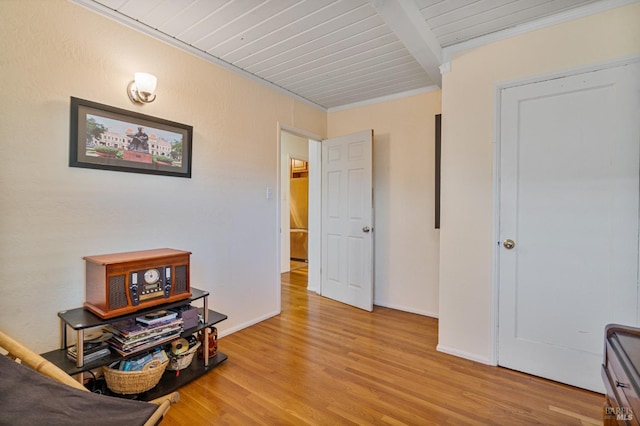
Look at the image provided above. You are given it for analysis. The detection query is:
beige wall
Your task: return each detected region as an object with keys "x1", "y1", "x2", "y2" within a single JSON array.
[
  {"x1": 328, "y1": 90, "x2": 442, "y2": 316},
  {"x1": 438, "y1": 3, "x2": 640, "y2": 363},
  {"x1": 0, "y1": 0, "x2": 325, "y2": 353}
]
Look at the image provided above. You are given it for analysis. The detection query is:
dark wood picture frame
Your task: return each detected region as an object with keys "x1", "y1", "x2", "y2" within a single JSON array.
[{"x1": 69, "y1": 97, "x2": 193, "y2": 178}]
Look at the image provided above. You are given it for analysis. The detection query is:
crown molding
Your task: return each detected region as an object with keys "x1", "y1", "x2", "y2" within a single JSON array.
[{"x1": 327, "y1": 85, "x2": 440, "y2": 113}]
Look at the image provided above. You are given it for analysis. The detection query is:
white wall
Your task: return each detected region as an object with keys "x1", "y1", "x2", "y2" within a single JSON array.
[
  {"x1": 328, "y1": 91, "x2": 442, "y2": 317},
  {"x1": 438, "y1": 3, "x2": 640, "y2": 363},
  {"x1": 0, "y1": 0, "x2": 326, "y2": 353}
]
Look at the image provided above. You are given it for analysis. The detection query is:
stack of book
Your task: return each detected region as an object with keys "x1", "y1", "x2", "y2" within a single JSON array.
[{"x1": 105, "y1": 312, "x2": 183, "y2": 356}]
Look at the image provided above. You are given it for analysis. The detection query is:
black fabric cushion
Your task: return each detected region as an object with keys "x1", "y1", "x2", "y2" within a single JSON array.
[{"x1": 0, "y1": 355, "x2": 159, "y2": 426}]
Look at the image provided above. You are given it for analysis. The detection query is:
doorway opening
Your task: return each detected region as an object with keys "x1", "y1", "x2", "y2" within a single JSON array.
[
  {"x1": 279, "y1": 126, "x2": 321, "y2": 296},
  {"x1": 278, "y1": 126, "x2": 374, "y2": 312},
  {"x1": 289, "y1": 157, "x2": 309, "y2": 272}
]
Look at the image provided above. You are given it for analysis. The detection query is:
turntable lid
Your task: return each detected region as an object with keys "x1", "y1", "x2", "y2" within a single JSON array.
[{"x1": 83, "y1": 248, "x2": 191, "y2": 265}]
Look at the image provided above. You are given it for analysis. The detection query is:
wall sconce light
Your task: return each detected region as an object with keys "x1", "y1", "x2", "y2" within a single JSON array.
[{"x1": 127, "y1": 72, "x2": 157, "y2": 104}]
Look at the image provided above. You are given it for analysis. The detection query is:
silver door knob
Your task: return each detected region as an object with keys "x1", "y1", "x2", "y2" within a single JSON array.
[
  {"x1": 503, "y1": 239, "x2": 515, "y2": 249},
  {"x1": 362, "y1": 226, "x2": 371, "y2": 233}
]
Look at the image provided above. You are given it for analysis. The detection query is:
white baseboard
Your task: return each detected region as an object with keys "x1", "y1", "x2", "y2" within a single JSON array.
[
  {"x1": 436, "y1": 344, "x2": 496, "y2": 366},
  {"x1": 374, "y1": 301, "x2": 438, "y2": 319},
  {"x1": 216, "y1": 310, "x2": 280, "y2": 338}
]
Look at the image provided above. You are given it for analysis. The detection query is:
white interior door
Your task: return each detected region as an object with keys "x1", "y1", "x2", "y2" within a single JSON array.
[
  {"x1": 321, "y1": 130, "x2": 373, "y2": 311},
  {"x1": 498, "y1": 62, "x2": 640, "y2": 392}
]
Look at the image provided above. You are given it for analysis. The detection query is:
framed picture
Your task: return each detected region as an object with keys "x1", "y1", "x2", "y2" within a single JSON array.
[{"x1": 69, "y1": 97, "x2": 193, "y2": 178}]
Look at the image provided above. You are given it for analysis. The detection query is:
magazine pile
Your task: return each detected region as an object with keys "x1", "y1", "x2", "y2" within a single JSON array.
[{"x1": 104, "y1": 311, "x2": 183, "y2": 356}]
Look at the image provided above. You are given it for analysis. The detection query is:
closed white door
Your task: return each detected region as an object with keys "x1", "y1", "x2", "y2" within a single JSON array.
[
  {"x1": 321, "y1": 130, "x2": 373, "y2": 311},
  {"x1": 498, "y1": 63, "x2": 640, "y2": 392}
]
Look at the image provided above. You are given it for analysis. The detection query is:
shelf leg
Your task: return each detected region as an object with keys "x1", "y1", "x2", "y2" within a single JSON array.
[
  {"x1": 76, "y1": 329, "x2": 84, "y2": 370},
  {"x1": 203, "y1": 296, "x2": 210, "y2": 367},
  {"x1": 60, "y1": 321, "x2": 67, "y2": 350}
]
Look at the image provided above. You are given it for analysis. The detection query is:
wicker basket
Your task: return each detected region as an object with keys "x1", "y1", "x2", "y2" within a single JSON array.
[
  {"x1": 167, "y1": 341, "x2": 200, "y2": 371},
  {"x1": 102, "y1": 359, "x2": 168, "y2": 395}
]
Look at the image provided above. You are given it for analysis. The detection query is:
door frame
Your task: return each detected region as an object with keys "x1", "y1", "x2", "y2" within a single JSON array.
[
  {"x1": 277, "y1": 124, "x2": 322, "y2": 305},
  {"x1": 491, "y1": 54, "x2": 640, "y2": 366}
]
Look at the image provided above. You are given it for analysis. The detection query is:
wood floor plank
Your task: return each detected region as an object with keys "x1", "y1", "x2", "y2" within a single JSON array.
[{"x1": 160, "y1": 269, "x2": 604, "y2": 425}]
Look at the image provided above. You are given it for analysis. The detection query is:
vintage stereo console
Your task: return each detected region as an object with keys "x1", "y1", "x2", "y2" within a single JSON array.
[{"x1": 84, "y1": 248, "x2": 192, "y2": 319}]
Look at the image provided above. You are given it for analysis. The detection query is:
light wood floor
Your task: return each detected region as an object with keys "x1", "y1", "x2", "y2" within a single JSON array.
[{"x1": 161, "y1": 268, "x2": 604, "y2": 425}]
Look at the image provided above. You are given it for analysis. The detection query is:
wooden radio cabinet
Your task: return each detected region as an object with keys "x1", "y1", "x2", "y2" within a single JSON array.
[{"x1": 84, "y1": 248, "x2": 192, "y2": 319}]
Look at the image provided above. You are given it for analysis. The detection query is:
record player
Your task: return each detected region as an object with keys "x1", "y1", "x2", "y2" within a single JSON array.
[{"x1": 84, "y1": 248, "x2": 192, "y2": 319}]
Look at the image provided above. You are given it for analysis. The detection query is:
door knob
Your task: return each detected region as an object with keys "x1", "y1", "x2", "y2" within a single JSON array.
[
  {"x1": 503, "y1": 239, "x2": 515, "y2": 249},
  {"x1": 362, "y1": 227, "x2": 371, "y2": 233}
]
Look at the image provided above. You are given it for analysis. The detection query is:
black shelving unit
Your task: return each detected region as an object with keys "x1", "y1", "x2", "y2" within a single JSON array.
[{"x1": 41, "y1": 287, "x2": 227, "y2": 401}]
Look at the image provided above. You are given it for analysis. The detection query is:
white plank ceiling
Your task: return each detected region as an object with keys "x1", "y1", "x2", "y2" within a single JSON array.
[{"x1": 74, "y1": 0, "x2": 620, "y2": 110}]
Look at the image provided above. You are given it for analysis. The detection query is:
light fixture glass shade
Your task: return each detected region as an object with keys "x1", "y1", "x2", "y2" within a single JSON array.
[
  {"x1": 128, "y1": 72, "x2": 157, "y2": 104},
  {"x1": 134, "y1": 72, "x2": 157, "y2": 96}
]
